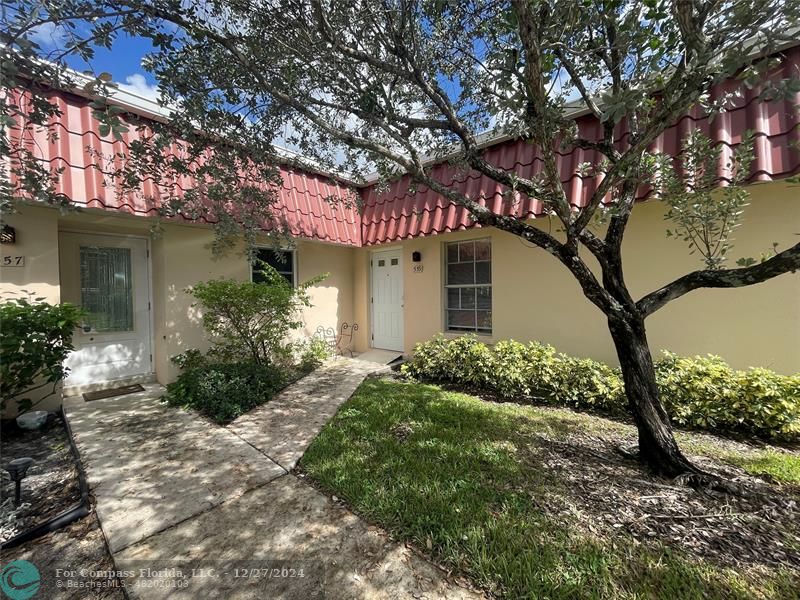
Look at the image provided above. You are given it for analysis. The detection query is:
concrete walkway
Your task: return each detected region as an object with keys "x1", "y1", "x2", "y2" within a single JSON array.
[
  {"x1": 65, "y1": 358, "x2": 480, "y2": 599},
  {"x1": 228, "y1": 359, "x2": 389, "y2": 470}
]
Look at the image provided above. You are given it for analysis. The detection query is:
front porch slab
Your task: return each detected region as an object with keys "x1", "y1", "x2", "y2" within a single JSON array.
[{"x1": 65, "y1": 388, "x2": 286, "y2": 552}]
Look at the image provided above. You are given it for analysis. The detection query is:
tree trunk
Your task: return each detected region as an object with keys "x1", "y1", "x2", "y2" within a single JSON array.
[{"x1": 607, "y1": 314, "x2": 700, "y2": 478}]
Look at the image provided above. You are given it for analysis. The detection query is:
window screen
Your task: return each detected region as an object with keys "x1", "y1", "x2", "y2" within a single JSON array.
[
  {"x1": 444, "y1": 239, "x2": 491, "y2": 333},
  {"x1": 80, "y1": 246, "x2": 134, "y2": 332},
  {"x1": 252, "y1": 248, "x2": 295, "y2": 285}
]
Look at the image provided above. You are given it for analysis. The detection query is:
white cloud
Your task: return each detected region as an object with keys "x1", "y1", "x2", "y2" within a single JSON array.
[
  {"x1": 118, "y1": 73, "x2": 160, "y2": 102},
  {"x1": 29, "y1": 22, "x2": 68, "y2": 49}
]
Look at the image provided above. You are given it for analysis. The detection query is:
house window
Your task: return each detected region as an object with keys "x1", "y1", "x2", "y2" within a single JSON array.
[
  {"x1": 444, "y1": 239, "x2": 491, "y2": 333},
  {"x1": 252, "y1": 248, "x2": 296, "y2": 285}
]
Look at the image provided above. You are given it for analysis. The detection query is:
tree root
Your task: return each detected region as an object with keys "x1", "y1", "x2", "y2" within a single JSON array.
[
  {"x1": 614, "y1": 444, "x2": 641, "y2": 460},
  {"x1": 615, "y1": 445, "x2": 767, "y2": 499},
  {"x1": 672, "y1": 471, "x2": 764, "y2": 498}
]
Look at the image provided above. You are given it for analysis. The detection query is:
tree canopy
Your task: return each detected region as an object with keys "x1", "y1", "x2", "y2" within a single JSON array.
[{"x1": 2, "y1": 0, "x2": 799, "y2": 478}]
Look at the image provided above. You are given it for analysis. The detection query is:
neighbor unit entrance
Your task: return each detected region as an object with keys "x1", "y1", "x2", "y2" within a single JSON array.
[
  {"x1": 370, "y1": 249, "x2": 404, "y2": 351},
  {"x1": 59, "y1": 232, "x2": 153, "y2": 388}
]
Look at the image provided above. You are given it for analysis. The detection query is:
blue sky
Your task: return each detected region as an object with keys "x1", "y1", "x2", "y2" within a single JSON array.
[
  {"x1": 29, "y1": 21, "x2": 315, "y2": 155},
  {"x1": 31, "y1": 22, "x2": 159, "y2": 99}
]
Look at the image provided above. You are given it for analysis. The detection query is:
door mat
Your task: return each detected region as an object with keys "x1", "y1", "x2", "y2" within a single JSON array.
[{"x1": 83, "y1": 384, "x2": 145, "y2": 402}]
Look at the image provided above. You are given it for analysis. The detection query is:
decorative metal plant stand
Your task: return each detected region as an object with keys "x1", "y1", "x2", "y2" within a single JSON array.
[{"x1": 315, "y1": 322, "x2": 359, "y2": 357}]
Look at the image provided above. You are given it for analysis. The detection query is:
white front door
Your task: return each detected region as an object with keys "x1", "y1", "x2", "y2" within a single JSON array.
[
  {"x1": 371, "y1": 250, "x2": 403, "y2": 351},
  {"x1": 59, "y1": 232, "x2": 152, "y2": 387}
]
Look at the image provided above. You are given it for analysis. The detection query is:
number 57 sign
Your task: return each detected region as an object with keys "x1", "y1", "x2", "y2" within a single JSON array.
[{"x1": 2, "y1": 255, "x2": 25, "y2": 267}]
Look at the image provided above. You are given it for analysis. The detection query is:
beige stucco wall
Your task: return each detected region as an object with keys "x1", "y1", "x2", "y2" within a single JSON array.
[
  {"x1": 352, "y1": 247, "x2": 371, "y2": 352},
  {"x1": 355, "y1": 180, "x2": 800, "y2": 374},
  {"x1": 149, "y1": 223, "x2": 250, "y2": 382},
  {"x1": 296, "y1": 240, "x2": 355, "y2": 340},
  {"x1": 0, "y1": 205, "x2": 61, "y2": 303},
  {"x1": 0, "y1": 205, "x2": 356, "y2": 412},
  {"x1": 0, "y1": 205, "x2": 63, "y2": 414}
]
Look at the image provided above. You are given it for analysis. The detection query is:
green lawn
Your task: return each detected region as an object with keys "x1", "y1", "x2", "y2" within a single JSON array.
[
  {"x1": 301, "y1": 378, "x2": 800, "y2": 600},
  {"x1": 686, "y1": 444, "x2": 799, "y2": 484}
]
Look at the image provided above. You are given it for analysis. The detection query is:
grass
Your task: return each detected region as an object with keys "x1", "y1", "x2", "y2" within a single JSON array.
[
  {"x1": 676, "y1": 436, "x2": 800, "y2": 485},
  {"x1": 301, "y1": 378, "x2": 800, "y2": 600},
  {"x1": 722, "y1": 450, "x2": 800, "y2": 484}
]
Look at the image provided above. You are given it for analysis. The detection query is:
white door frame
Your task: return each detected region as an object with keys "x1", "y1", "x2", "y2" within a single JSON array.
[
  {"x1": 59, "y1": 229, "x2": 155, "y2": 383},
  {"x1": 370, "y1": 248, "x2": 404, "y2": 351}
]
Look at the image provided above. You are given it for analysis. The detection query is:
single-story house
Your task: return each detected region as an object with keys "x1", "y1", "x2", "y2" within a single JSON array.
[{"x1": 2, "y1": 46, "x2": 799, "y2": 410}]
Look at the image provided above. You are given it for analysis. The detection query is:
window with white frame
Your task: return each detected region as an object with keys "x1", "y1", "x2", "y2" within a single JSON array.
[
  {"x1": 251, "y1": 248, "x2": 296, "y2": 286},
  {"x1": 444, "y1": 239, "x2": 492, "y2": 333}
]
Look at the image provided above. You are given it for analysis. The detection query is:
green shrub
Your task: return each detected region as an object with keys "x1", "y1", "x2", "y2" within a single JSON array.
[
  {"x1": 188, "y1": 265, "x2": 325, "y2": 367},
  {"x1": 170, "y1": 348, "x2": 207, "y2": 371},
  {"x1": 165, "y1": 266, "x2": 331, "y2": 422},
  {"x1": 0, "y1": 298, "x2": 84, "y2": 412},
  {"x1": 402, "y1": 335, "x2": 623, "y2": 410},
  {"x1": 655, "y1": 352, "x2": 800, "y2": 440},
  {"x1": 297, "y1": 335, "x2": 332, "y2": 371},
  {"x1": 401, "y1": 334, "x2": 455, "y2": 380},
  {"x1": 552, "y1": 356, "x2": 626, "y2": 415},
  {"x1": 163, "y1": 360, "x2": 288, "y2": 423},
  {"x1": 402, "y1": 335, "x2": 800, "y2": 440}
]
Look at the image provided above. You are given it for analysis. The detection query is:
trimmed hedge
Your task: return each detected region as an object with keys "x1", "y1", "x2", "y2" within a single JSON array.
[
  {"x1": 656, "y1": 352, "x2": 800, "y2": 440},
  {"x1": 401, "y1": 335, "x2": 800, "y2": 441}
]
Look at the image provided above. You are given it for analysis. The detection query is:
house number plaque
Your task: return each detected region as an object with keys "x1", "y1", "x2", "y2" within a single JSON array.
[{"x1": 1, "y1": 255, "x2": 25, "y2": 267}]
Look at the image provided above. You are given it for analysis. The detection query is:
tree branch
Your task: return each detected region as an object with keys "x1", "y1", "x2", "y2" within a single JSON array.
[
  {"x1": 511, "y1": 0, "x2": 574, "y2": 225},
  {"x1": 637, "y1": 241, "x2": 800, "y2": 317},
  {"x1": 410, "y1": 169, "x2": 619, "y2": 315}
]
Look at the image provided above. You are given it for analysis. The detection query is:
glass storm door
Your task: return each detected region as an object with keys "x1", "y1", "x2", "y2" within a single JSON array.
[
  {"x1": 371, "y1": 250, "x2": 404, "y2": 351},
  {"x1": 59, "y1": 232, "x2": 152, "y2": 387}
]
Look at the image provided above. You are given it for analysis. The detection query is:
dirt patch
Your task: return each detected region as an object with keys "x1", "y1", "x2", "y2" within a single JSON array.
[
  {"x1": 506, "y1": 405, "x2": 800, "y2": 571},
  {"x1": 1, "y1": 414, "x2": 80, "y2": 542}
]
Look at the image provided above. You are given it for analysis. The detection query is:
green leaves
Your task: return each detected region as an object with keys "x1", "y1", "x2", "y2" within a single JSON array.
[
  {"x1": 658, "y1": 130, "x2": 755, "y2": 270},
  {"x1": 656, "y1": 352, "x2": 800, "y2": 440},
  {"x1": 91, "y1": 104, "x2": 130, "y2": 141},
  {"x1": 0, "y1": 298, "x2": 84, "y2": 412},
  {"x1": 402, "y1": 335, "x2": 626, "y2": 413},
  {"x1": 403, "y1": 336, "x2": 800, "y2": 441},
  {"x1": 163, "y1": 360, "x2": 289, "y2": 424},
  {"x1": 186, "y1": 267, "x2": 325, "y2": 367}
]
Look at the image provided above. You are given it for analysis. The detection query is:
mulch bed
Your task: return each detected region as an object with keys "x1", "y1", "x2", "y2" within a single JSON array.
[
  {"x1": 2, "y1": 510, "x2": 126, "y2": 599},
  {"x1": 508, "y1": 407, "x2": 800, "y2": 572},
  {"x1": 1, "y1": 413, "x2": 80, "y2": 543},
  {"x1": 1, "y1": 414, "x2": 124, "y2": 597}
]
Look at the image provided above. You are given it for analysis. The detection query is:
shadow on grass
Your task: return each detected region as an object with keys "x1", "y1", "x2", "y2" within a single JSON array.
[{"x1": 302, "y1": 378, "x2": 800, "y2": 600}]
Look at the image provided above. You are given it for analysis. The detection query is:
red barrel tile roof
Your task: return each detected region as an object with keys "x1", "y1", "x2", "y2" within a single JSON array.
[
  {"x1": 8, "y1": 88, "x2": 362, "y2": 246},
  {"x1": 8, "y1": 45, "x2": 800, "y2": 248},
  {"x1": 361, "y1": 45, "x2": 800, "y2": 245}
]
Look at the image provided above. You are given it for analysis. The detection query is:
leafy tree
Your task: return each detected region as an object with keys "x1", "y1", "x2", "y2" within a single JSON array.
[{"x1": 2, "y1": 0, "x2": 799, "y2": 481}]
